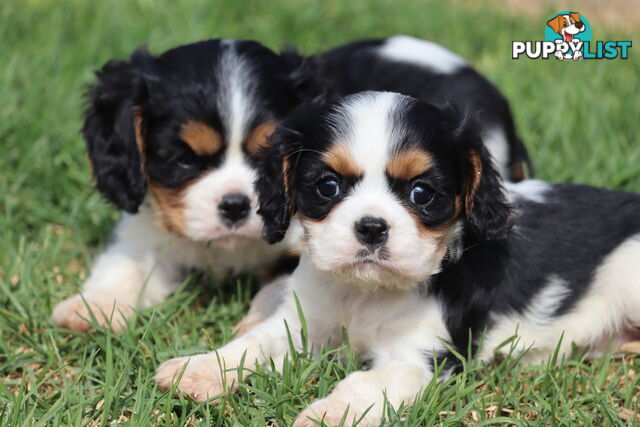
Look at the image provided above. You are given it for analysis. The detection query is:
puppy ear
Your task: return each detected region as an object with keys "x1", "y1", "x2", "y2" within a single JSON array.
[
  {"x1": 463, "y1": 148, "x2": 512, "y2": 240},
  {"x1": 279, "y1": 46, "x2": 323, "y2": 102},
  {"x1": 82, "y1": 50, "x2": 149, "y2": 213},
  {"x1": 444, "y1": 108, "x2": 512, "y2": 240},
  {"x1": 547, "y1": 16, "x2": 562, "y2": 33},
  {"x1": 569, "y1": 12, "x2": 581, "y2": 23},
  {"x1": 255, "y1": 125, "x2": 303, "y2": 244}
]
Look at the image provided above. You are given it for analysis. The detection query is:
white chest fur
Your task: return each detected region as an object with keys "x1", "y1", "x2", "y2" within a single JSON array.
[{"x1": 288, "y1": 256, "x2": 450, "y2": 361}]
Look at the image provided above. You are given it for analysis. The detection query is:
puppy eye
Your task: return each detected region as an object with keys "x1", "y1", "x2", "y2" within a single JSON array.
[
  {"x1": 410, "y1": 183, "x2": 434, "y2": 205},
  {"x1": 316, "y1": 177, "x2": 340, "y2": 199}
]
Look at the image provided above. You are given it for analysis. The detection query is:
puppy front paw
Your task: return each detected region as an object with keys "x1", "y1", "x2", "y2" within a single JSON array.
[
  {"x1": 52, "y1": 294, "x2": 133, "y2": 332},
  {"x1": 294, "y1": 397, "x2": 380, "y2": 427},
  {"x1": 155, "y1": 354, "x2": 237, "y2": 402}
]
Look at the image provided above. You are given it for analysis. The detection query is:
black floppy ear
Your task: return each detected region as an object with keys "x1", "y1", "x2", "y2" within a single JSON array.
[
  {"x1": 82, "y1": 49, "x2": 150, "y2": 213},
  {"x1": 279, "y1": 46, "x2": 324, "y2": 102},
  {"x1": 255, "y1": 126, "x2": 303, "y2": 244},
  {"x1": 445, "y1": 108, "x2": 512, "y2": 240}
]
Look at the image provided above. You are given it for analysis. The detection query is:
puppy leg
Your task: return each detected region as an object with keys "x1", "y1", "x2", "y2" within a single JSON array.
[
  {"x1": 155, "y1": 291, "x2": 302, "y2": 401},
  {"x1": 294, "y1": 310, "x2": 449, "y2": 427},
  {"x1": 233, "y1": 275, "x2": 288, "y2": 336},
  {"x1": 52, "y1": 217, "x2": 183, "y2": 332},
  {"x1": 294, "y1": 359, "x2": 432, "y2": 427}
]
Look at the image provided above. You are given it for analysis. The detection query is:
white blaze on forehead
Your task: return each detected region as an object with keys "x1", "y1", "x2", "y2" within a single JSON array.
[
  {"x1": 379, "y1": 35, "x2": 467, "y2": 75},
  {"x1": 216, "y1": 40, "x2": 257, "y2": 163},
  {"x1": 331, "y1": 92, "x2": 403, "y2": 188}
]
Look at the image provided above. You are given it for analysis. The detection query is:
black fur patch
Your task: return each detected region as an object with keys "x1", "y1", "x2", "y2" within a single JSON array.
[
  {"x1": 312, "y1": 38, "x2": 533, "y2": 181},
  {"x1": 423, "y1": 349, "x2": 464, "y2": 378},
  {"x1": 431, "y1": 183, "x2": 640, "y2": 353}
]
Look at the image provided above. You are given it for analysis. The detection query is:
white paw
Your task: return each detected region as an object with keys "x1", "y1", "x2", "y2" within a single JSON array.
[
  {"x1": 294, "y1": 396, "x2": 380, "y2": 427},
  {"x1": 554, "y1": 51, "x2": 564, "y2": 60},
  {"x1": 573, "y1": 50, "x2": 583, "y2": 60},
  {"x1": 52, "y1": 294, "x2": 133, "y2": 332},
  {"x1": 154, "y1": 354, "x2": 237, "y2": 402}
]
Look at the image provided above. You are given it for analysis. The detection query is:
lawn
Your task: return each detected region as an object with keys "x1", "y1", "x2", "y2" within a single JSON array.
[{"x1": 1, "y1": 0, "x2": 639, "y2": 424}]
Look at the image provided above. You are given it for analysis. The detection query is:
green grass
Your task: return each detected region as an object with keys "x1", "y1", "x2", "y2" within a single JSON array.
[{"x1": 1, "y1": 0, "x2": 639, "y2": 424}]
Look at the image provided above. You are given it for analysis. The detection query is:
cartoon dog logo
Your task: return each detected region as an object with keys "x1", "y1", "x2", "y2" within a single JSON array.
[{"x1": 547, "y1": 12, "x2": 586, "y2": 60}]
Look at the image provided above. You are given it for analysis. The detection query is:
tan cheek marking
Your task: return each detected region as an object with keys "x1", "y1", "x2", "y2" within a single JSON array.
[
  {"x1": 281, "y1": 155, "x2": 297, "y2": 218},
  {"x1": 147, "y1": 180, "x2": 192, "y2": 236},
  {"x1": 179, "y1": 121, "x2": 223, "y2": 156},
  {"x1": 323, "y1": 143, "x2": 364, "y2": 177},
  {"x1": 412, "y1": 195, "x2": 462, "y2": 245},
  {"x1": 465, "y1": 151, "x2": 482, "y2": 218},
  {"x1": 385, "y1": 149, "x2": 433, "y2": 181},
  {"x1": 133, "y1": 108, "x2": 145, "y2": 152},
  {"x1": 412, "y1": 216, "x2": 450, "y2": 245},
  {"x1": 133, "y1": 108, "x2": 147, "y2": 174},
  {"x1": 244, "y1": 121, "x2": 276, "y2": 154}
]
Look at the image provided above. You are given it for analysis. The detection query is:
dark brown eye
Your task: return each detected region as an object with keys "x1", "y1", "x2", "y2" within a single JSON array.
[
  {"x1": 316, "y1": 177, "x2": 340, "y2": 199},
  {"x1": 410, "y1": 183, "x2": 434, "y2": 205}
]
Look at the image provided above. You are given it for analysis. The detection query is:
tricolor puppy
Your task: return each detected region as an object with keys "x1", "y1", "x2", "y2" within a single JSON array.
[
  {"x1": 51, "y1": 36, "x2": 530, "y2": 334},
  {"x1": 313, "y1": 35, "x2": 532, "y2": 181},
  {"x1": 155, "y1": 91, "x2": 640, "y2": 426},
  {"x1": 547, "y1": 12, "x2": 586, "y2": 60},
  {"x1": 52, "y1": 39, "x2": 308, "y2": 332}
]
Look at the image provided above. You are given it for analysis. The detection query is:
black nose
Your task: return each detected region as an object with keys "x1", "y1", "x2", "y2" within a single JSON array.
[
  {"x1": 575, "y1": 22, "x2": 584, "y2": 29},
  {"x1": 218, "y1": 193, "x2": 251, "y2": 224},
  {"x1": 354, "y1": 216, "x2": 389, "y2": 247}
]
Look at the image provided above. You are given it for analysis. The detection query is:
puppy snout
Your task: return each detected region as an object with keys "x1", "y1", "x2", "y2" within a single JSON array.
[
  {"x1": 218, "y1": 193, "x2": 251, "y2": 224},
  {"x1": 354, "y1": 216, "x2": 389, "y2": 247}
]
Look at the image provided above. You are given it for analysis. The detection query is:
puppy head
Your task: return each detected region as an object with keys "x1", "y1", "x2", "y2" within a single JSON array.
[
  {"x1": 83, "y1": 39, "x2": 313, "y2": 244},
  {"x1": 547, "y1": 12, "x2": 585, "y2": 37},
  {"x1": 256, "y1": 92, "x2": 510, "y2": 291}
]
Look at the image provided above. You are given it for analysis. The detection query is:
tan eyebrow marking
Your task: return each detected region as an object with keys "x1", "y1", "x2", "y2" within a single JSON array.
[
  {"x1": 386, "y1": 148, "x2": 433, "y2": 180},
  {"x1": 322, "y1": 142, "x2": 364, "y2": 177},
  {"x1": 179, "y1": 120, "x2": 223, "y2": 156},
  {"x1": 244, "y1": 121, "x2": 277, "y2": 154}
]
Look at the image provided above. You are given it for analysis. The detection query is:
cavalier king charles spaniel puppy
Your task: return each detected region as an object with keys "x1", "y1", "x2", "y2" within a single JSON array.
[
  {"x1": 155, "y1": 92, "x2": 640, "y2": 426},
  {"x1": 53, "y1": 36, "x2": 531, "y2": 335},
  {"x1": 52, "y1": 39, "x2": 308, "y2": 332}
]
